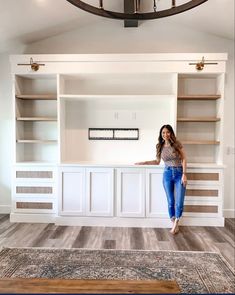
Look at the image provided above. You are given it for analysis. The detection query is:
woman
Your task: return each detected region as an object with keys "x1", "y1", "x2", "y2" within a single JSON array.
[{"x1": 136, "y1": 124, "x2": 187, "y2": 234}]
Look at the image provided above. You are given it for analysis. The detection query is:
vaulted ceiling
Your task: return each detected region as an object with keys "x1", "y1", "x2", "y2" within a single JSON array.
[{"x1": 0, "y1": 0, "x2": 234, "y2": 53}]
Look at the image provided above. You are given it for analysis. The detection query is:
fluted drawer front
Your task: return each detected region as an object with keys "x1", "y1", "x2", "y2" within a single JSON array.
[
  {"x1": 16, "y1": 187, "x2": 53, "y2": 194},
  {"x1": 16, "y1": 171, "x2": 53, "y2": 179},
  {"x1": 184, "y1": 205, "x2": 218, "y2": 213},
  {"x1": 187, "y1": 173, "x2": 219, "y2": 181},
  {"x1": 186, "y1": 189, "x2": 218, "y2": 197},
  {"x1": 16, "y1": 202, "x2": 53, "y2": 209}
]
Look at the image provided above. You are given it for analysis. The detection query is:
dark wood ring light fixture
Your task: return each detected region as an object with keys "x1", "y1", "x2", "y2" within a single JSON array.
[{"x1": 66, "y1": 0, "x2": 208, "y2": 20}]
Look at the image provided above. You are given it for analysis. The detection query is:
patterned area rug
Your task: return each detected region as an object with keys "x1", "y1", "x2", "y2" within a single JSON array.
[{"x1": 0, "y1": 248, "x2": 234, "y2": 294}]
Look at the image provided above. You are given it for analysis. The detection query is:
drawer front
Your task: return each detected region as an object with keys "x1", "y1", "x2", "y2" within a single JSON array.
[
  {"x1": 12, "y1": 166, "x2": 57, "y2": 213},
  {"x1": 186, "y1": 169, "x2": 223, "y2": 186}
]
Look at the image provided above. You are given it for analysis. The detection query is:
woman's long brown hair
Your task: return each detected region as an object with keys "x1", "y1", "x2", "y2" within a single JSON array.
[{"x1": 156, "y1": 125, "x2": 182, "y2": 161}]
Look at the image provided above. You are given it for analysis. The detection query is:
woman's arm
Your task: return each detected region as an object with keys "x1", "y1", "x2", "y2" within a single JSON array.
[
  {"x1": 135, "y1": 159, "x2": 160, "y2": 165},
  {"x1": 180, "y1": 148, "x2": 187, "y2": 186}
]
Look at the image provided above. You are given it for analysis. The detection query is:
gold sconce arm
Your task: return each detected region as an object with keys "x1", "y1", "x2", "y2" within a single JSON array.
[
  {"x1": 17, "y1": 58, "x2": 45, "y2": 71},
  {"x1": 189, "y1": 56, "x2": 218, "y2": 71}
]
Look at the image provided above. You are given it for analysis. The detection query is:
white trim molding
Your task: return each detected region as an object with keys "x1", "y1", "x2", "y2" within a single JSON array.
[
  {"x1": 0, "y1": 205, "x2": 11, "y2": 214},
  {"x1": 223, "y1": 209, "x2": 235, "y2": 218}
]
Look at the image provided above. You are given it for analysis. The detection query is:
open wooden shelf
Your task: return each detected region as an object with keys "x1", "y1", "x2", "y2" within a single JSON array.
[
  {"x1": 16, "y1": 117, "x2": 57, "y2": 121},
  {"x1": 16, "y1": 94, "x2": 57, "y2": 100},
  {"x1": 177, "y1": 117, "x2": 220, "y2": 122},
  {"x1": 181, "y1": 140, "x2": 220, "y2": 145},
  {"x1": 178, "y1": 95, "x2": 221, "y2": 100},
  {"x1": 16, "y1": 140, "x2": 57, "y2": 143}
]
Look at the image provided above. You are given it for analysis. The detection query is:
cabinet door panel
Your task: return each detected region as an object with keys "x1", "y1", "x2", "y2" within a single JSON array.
[
  {"x1": 117, "y1": 168, "x2": 145, "y2": 217},
  {"x1": 60, "y1": 169, "x2": 85, "y2": 215},
  {"x1": 146, "y1": 169, "x2": 168, "y2": 217},
  {"x1": 86, "y1": 168, "x2": 114, "y2": 216}
]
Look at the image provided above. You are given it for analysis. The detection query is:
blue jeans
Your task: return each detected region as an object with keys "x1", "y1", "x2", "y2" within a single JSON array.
[{"x1": 163, "y1": 166, "x2": 186, "y2": 219}]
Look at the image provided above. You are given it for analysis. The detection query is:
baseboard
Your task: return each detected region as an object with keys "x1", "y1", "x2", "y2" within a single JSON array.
[
  {"x1": 10, "y1": 213, "x2": 56, "y2": 223},
  {"x1": 223, "y1": 209, "x2": 235, "y2": 218},
  {"x1": 0, "y1": 205, "x2": 11, "y2": 214},
  {"x1": 55, "y1": 216, "x2": 225, "y2": 227}
]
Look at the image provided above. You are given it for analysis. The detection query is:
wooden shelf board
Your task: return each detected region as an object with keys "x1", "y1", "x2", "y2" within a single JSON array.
[
  {"x1": 16, "y1": 140, "x2": 57, "y2": 143},
  {"x1": 16, "y1": 117, "x2": 57, "y2": 121},
  {"x1": 177, "y1": 117, "x2": 220, "y2": 122},
  {"x1": 178, "y1": 95, "x2": 221, "y2": 100},
  {"x1": 181, "y1": 140, "x2": 220, "y2": 145},
  {"x1": 16, "y1": 94, "x2": 57, "y2": 100}
]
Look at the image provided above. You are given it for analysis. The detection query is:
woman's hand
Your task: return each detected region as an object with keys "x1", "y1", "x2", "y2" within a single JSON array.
[
  {"x1": 135, "y1": 161, "x2": 146, "y2": 165},
  {"x1": 181, "y1": 174, "x2": 187, "y2": 187}
]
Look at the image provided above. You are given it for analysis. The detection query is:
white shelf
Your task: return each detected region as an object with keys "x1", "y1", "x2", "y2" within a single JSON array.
[
  {"x1": 181, "y1": 140, "x2": 220, "y2": 145},
  {"x1": 178, "y1": 95, "x2": 221, "y2": 100},
  {"x1": 16, "y1": 94, "x2": 57, "y2": 100},
  {"x1": 16, "y1": 117, "x2": 57, "y2": 121},
  {"x1": 177, "y1": 117, "x2": 220, "y2": 122},
  {"x1": 59, "y1": 94, "x2": 175, "y2": 101},
  {"x1": 16, "y1": 140, "x2": 57, "y2": 143}
]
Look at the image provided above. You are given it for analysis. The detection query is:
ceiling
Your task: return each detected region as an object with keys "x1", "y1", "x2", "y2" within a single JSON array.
[{"x1": 0, "y1": 0, "x2": 234, "y2": 53}]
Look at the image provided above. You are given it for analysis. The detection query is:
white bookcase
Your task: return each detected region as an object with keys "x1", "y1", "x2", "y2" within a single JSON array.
[
  {"x1": 14, "y1": 74, "x2": 58, "y2": 163},
  {"x1": 10, "y1": 53, "x2": 227, "y2": 226}
]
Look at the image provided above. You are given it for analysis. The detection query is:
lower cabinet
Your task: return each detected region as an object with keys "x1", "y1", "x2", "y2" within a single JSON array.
[
  {"x1": 12, "y1": 165, "x2": 57, "y2": 215},
  {"x1": 146, "y1": 168, "x2": 168, "y2": 217},
  {"x1": 86, "y1": 168, "x2": 114, "y2": 216},
  {"x1": 58, "y1": 165, "x2": 224, "y2": 226},
  {"x1": 59, "y1": 167, "x2": 85, "y2": 215},
  {"x1": 59, "y1": 167, "x2": 114, "y2": 216},
  {"x1": 116, "y1": 168, "x2": 145, "y2": 217}
]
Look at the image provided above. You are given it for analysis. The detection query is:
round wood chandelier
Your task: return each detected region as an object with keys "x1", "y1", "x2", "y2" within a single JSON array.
[{"x1": 66, "y1": 0, "x2": 208, "y2": 20}]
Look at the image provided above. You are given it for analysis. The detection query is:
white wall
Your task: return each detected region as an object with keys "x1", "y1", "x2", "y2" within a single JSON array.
[
  {"x1": 0, "y1": 19, "x2": 234, "y2": 216},
  {"x1": 0, "y1": 53, "x2": 14, "y2": 213}
]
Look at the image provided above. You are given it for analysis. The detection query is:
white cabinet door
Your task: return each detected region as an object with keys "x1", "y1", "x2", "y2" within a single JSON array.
[
  {"x1": 116, "y1": 168, "x2": 145, "y2": 217},
  {"x1": 59, "y1": 167, "x2": 85, "y2": 215},
  {"x1": 86, "y1": 168, "x2": 114, "y2": 216},
  {"x1": 146, "y1": 169, "x2": 168, "y2": 217}
]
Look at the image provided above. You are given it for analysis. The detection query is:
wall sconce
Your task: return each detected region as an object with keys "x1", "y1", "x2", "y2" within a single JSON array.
[
  {"x1": 18, "y1": 58, "x2": 45, "y2": 72},
  {"x1": 189, "y1": 56, "x2": 218, "y2": 71}
]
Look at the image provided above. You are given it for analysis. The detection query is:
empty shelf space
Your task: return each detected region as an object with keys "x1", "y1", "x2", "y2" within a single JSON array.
[
  {"x1": 16, "y1": 117, "x2": 57, "y2": 121},
  {"x1": 177, "y1": 117, "x2": 220, "y2": 122},
  {"x1": 16, "y1": 94, "x2": 57, "y2": 100},
  {"x1": 177, "y1": 95, "x2": 221, "y2": 100},
  {"x1": 181, "y1": 140, "x2": 220, "y2": 145}
]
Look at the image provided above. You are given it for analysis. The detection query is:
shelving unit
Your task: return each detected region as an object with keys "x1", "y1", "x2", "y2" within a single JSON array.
[
  {"x1": 10, "y1": 53, "x2": 227, "y2": 226},
  {"x1": 59, "y1": 73, "x2": 177, "y2": 164},
  {"x1": 14, "y1": 74, "x2": 58, "y2": 163},
  {"x1": 177, "y1": 74, "x2": 224, "y2": 164}
]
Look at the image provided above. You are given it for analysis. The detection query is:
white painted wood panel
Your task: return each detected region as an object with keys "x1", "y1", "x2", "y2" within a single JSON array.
[
  {"x1": 117, "y1": 168, "x2": 145, "y2": 217},
  {"x1": 60, "y1": 169, "x2": 85, "y2": 215},
  {"x1": 146, "y1": 169, "x2": 168, "y2": 218},
  {"x1": 86, "y1": 168, "x2": 114, "y2": 216}
]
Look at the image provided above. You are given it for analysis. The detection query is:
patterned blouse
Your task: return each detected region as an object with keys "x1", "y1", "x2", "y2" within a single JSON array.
[{"x1": 161, "y1": 142, "x2": 183, "y2": 167}]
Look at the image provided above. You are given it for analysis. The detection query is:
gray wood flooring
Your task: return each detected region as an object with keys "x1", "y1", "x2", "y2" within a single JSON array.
[{"x1": 0, "y1": 215, "x2": 234, "y2": 268}]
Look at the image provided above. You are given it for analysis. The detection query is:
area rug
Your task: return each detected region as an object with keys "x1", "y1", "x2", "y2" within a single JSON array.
[{"x1": 0, "y1": 248, "x2": 234, "y2": 294}]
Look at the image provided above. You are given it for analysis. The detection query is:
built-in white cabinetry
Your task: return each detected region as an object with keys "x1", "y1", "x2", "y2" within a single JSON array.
[
  {"x1": 11, "y1": 164, "x2": 57, "y2": 223},
  {"x1": 116, "y1": 168, "x2": 145, "y2": 217},
  {"x1": 86, "y1": 168, "x2": 114, "y2": 216},
  {"x1": 146, "y1": 168, "x2": 168, "y2": 218},
  {"x1": 10, "y1": 53, "x2": 227, "y2": 226},
  {"x1": 177, "y1": 74, "x2": 224, "y2": 164},
  {"x1": 14, "y1": 74, "x2": 58, "y2": 163},
  {"x1": 59, "y1": 72, "x2": 176, "y2": 164},
  {"x1": 59, "y1": 167, "x2": 85, "y2": 216}
]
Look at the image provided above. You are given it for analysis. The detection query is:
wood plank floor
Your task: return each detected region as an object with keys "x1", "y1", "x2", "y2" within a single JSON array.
[{"x1": 0, "y1": 215, "x2": 234, "y2": 268}]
